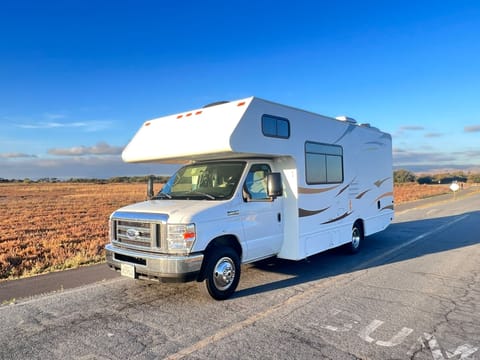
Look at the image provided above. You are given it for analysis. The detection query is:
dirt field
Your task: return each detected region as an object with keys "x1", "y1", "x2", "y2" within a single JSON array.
[{"x1": 0, "y1": 182, "x2": 461, "y2": 280}]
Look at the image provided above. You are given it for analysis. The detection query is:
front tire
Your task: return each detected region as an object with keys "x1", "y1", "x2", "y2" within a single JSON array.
[{"x1": 200, "y1": 246, "x2": 241, "y2": 300}]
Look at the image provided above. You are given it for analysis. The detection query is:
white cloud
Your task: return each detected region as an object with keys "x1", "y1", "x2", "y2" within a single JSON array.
[
  {"x1": 464, "y1": 125, "x2": 480, "y2": 133},
  {"x1": 0, "y1": 157, "x2": 179, "y2": 180},
  {"x1": 454, "y1": 150, "x2": 480, "y2": 158},
  {"x1": 0, "y1": 152, "x2": 37, "y2": 159},
  {"x1": 16, "y1": 120, "x2": 112, "y2": 132},
  {"x1": 393, "y1": 147, "x2": 480, "y2": 171},
  {"x1": 43, "y1": 113, "x2": 67, "y2": 120},
  {"x1": 393, "y1": 149, "x2": 457, "y2": 165},
  {"x1": 399, "y1": 125, "x2": 425, "y2": 131},
  {"x1": 424, "y1": 132, "x2": 444, "y2": 138},
  {"x1": 48, "y1": 142, "x2": 124, "y2": 156},
  {"x1": 393, "y1": 125, "x2": 426, "y2": 138}
]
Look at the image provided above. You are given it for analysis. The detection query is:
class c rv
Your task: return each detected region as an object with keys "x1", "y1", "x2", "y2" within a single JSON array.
[{"x1": 106, "y1": 97, "x2": 394, "y2": 300}]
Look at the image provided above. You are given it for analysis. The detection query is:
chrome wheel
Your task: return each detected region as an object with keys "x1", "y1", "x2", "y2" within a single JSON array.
[
  {"x1": 351, "y1": 227, "x2": 361, "y2": 250},
  {"x1": 347, "y1": 221, "x2": 363, "y2": 254},
  {"x1": 213, "y1": 257, "x2": 236, "y2": 291}
]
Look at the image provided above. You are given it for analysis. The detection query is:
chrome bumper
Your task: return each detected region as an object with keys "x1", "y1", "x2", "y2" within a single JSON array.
[{"x1": 105, "y1": 243, "x2": 204, "y2": 282}]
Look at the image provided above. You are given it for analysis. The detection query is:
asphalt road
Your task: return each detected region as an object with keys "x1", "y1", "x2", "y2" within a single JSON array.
[
  {"x1": 1, "y1": 191, "x2": 479, "y2": 359},
  {"x1": 0, "y1": 263, "x2": 119, "y2": 304}
]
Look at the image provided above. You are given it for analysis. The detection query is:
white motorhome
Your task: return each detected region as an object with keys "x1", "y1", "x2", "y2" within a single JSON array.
[{"x1": 106, "y1": 97, "x2": 393, "y2": 299}]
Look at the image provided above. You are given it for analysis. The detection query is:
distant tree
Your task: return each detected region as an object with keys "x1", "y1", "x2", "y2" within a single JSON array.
[
  {"x1": 394, "y1": 169, "x2": 416, "y2": 183},
  {"x1": 451, "y1": 172, "x2": 467, "y2": 183},
  {"x1": 417, "y1": 175, "x2": 433, "y2": 185},
  {"x1": 106, "y1": 175, "x2": 170, "y2": 184},
  {"x1": 432, "y1": 172, "x2": 467, "y2": 184},
  {"x1": 468, "y1": 173, "x2": 480, "y2": 183}
]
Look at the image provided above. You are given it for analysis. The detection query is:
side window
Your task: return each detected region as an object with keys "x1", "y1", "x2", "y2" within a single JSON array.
[
  {"x1": 243, "y1": 164, "x2": 272, "y2": 201},
  {"x1": 262, "y1": 115, "x2": 290, "y2": 139},
  {"x1": 305, "y1": 142, "x2": 344, "y2": 184}
]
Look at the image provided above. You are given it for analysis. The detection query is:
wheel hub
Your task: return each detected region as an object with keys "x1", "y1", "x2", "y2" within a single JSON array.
[
  {"x1": 352, "y1": 228, "x2": 360, "y2": 248},
  {"x1": 213, "y1": 257, "x2": 235, "y2": 290}
]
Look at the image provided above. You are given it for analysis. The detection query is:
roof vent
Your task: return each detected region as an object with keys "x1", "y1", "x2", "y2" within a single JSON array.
[
  {"x1": 203, "y1": 101, "x2": 230, "y2": 108},
  {"x1": 335, "y1": 116, "x2": 357, "y2": 124}
]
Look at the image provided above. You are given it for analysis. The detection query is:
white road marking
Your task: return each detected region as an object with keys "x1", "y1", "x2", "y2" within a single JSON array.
[
  {"x1": 358, "y1": 319, "x2": 413, "y2": 346},
  {"x1": 425, "y1": 333, "x2": 478, "y2": 360},
  {"x1": 319, "y1": 308, "x2": 360, "y2": 332},
  {"x1": 408, "y1": 333, "x2": 478, "y2": 359},
  {"x1": 358, "y1": 319, "x2": 383, "y2": 343},
  {"x1": 375, "y1": 325, "x2": 413, "y2": 347}
]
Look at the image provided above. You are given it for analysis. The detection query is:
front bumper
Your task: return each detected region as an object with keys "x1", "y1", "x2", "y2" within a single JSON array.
[{"x1": 105, "y1": 243, "x2": 204, "y2": 282}]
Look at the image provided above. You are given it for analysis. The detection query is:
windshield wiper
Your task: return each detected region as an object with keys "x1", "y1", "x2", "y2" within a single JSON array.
[{"x1": 152, "y1": 192, "x2": 172, "y2": 200}]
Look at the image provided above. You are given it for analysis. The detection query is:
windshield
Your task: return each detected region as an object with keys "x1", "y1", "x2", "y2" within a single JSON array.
[{"x1": 155, "y1": 161, "x2": 246, "y2": 200}]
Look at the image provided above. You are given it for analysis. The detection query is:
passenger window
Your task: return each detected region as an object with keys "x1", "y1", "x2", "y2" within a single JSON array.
[
  {"x1": 305, "y1": 141, "x2": 344, "y2": 184},
  {"x1": 243, "y1": 164, "x2": 272, "y2": 201},
  {"x1": 262, "y1": 115, "x2": 290, "y2": 139}
]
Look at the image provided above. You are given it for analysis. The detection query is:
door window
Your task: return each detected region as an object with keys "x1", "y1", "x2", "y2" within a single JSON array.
[{"x1": 243, "y1": 164, "x2": 271, "y2": 201}]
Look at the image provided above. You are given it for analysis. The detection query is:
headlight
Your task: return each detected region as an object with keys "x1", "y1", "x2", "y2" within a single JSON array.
[{"x1": 167, "y1": 224, "x2": 196, "y2": 253}]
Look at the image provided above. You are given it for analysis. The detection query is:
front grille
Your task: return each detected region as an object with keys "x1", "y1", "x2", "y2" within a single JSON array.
[
  {"x1": 111, "y1": 211, "x2": 168, "y2": 251},
  {"x1": 116, "y1": 220, "x2": 153, "y2": 248}
]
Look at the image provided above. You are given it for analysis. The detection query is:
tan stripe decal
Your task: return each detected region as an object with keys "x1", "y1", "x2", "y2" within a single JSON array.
[
  {"x1": 374, "y1": 177, "x2": 391, "y2": 187},
  {"x1": 321, "y1": 211, "x2": 352, "y2": 224},
  {"x1": 336, "y1": 184, "x2": 350, "y2": 197},
  {"x1": 298, "y1": 207, "x2": 329, "y2": 218},
  {"x1": 355, "y1": 189, "x2": 371, "y2": 199},
  {"x1": 374, "y1": 191, "x2": 394, "y2": 202},
  {"x1": 298, "y1": 185, "x2": 339, "y2": 194}
]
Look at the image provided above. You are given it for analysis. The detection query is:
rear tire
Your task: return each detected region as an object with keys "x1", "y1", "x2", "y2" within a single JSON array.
[
  {"x1": 199, "y1": 246, "x2": 240, "y2": 300},
  {"x1": 348, "y1": 221, "x2": 363, "y2": 254}
]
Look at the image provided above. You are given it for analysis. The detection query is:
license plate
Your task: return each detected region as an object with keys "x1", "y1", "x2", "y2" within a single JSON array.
[{"x1": 121, "y1": 263, "x2": 136, "y2": 279}]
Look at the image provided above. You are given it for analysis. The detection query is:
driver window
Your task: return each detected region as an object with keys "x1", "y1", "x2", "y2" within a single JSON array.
[{"x1": 244, "y1": 164, "x2": 271, "y2": 201}]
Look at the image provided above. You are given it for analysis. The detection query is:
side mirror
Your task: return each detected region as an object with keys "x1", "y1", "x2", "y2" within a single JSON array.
[
  {"x1": 267, "y1": 172, "x2": 283, "y2": 199},
  {"x1": 147, "y1": 175, "x2": 155, "y2": 200}
]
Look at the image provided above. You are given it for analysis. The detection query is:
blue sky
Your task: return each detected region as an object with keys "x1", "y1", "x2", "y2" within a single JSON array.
[{"x1": 1, "y1": 0, "x2": 479, "y2": 179}]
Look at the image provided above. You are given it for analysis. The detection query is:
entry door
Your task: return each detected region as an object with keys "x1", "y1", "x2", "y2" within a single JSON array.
[{"x1": 241, "y1": 164, "x2": 284, "y2": 261}]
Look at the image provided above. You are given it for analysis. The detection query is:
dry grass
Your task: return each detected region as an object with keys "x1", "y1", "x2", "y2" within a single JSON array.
[
  {"x1": 393, "y1": 183, "x2": 452, "y2": 203},
  {"x1": 0, "y1": 182, "x2": 464, "y2": 280},
  {"x1": 0, "y1": 183, "x2": 147, "y2": 279}
]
